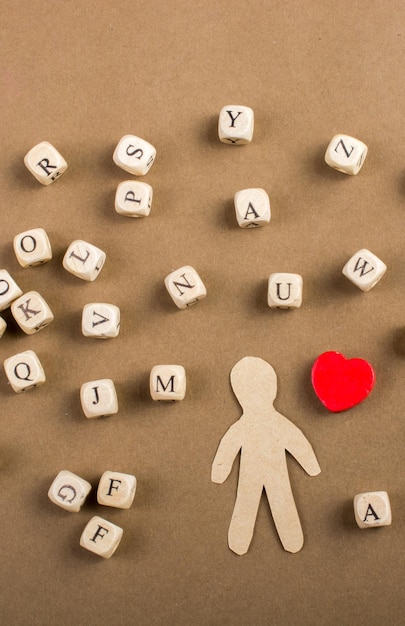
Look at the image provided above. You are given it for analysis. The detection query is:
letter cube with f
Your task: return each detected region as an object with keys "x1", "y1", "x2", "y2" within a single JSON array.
[
  {"x1": 13, "y1": 228, "x2": 52, "y2": 267},
  {"x1": 150, "y1": 365, "x2": 186, "y2": 401},
  {"x1": 11, "y1": 291, "x2": 54, "y2": 335},
  {"x1": 80, "y1": 379, "x2": 118, "y2": 418},
  {"x1": 63, "y1": 240, "x2": 106, "y2": 282},
  {"x1": 164, "y1": 265, "x2": 206, "y2": 309},
  {"x1": 218, "y1": 105, "x2": 254, "y2": 144},
  {"x1": 24, "y1": 141, "x2": 67, "y2": 185},
  {"x1": 97, "y1": 471, "x2": 137, "y2": 509},
  {"x1": 115, "y1": 181, "x2": 153, "y2": 217},
  {"x1": 325, "y1": 134, "x2": 368, "y2": 175},
  {"x1": 234, "y1": 188, "x2": 270, "y2": 228},
  {"x1": 113, "y1": 134, "x2": 156, "y2": 176},
  {"x1": 354, "y1": 491, "x2": 392, "y2": 529},
  {"x1": 4, "y1": 350, "x2": 46, "y2": 393},
  {"x1": 342, "y1": 249, "x2": 386, "y2": 292},
  {"x1": 48, "y1": 470, "x2": 92, "y2": 513},
  {"x1": 80, "y1": 516, "x2": 123, "y2": 559},
  {"x1": 268, "y1": 273, "x2": 303, "y2": 309},
  {"x1": 82, "y1": 303, "x2": 120, "y2": 338}
]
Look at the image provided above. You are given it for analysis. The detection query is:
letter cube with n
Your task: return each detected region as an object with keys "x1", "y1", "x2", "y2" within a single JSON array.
[
  {"x1": 97, "y1": 471, "x2": 137, "y2": 509},
  {"x1": 11, "y1": 291, "x2": 54, "y2": 334},
  {"x1": 113, "y1": 134, "x2": 156, "y2": 176},
  {"x1": 4, "y1": 350, "x2": 46, "y2": 393},
  {"x1": 82, "y1": 303, "x2": 120, "y2": 338},
  {"x1": 164, "y1": 265, "x2": 206, "y2": 309},
  {"x1": 342, "y1": 249, "x2": 386, "y2": 292},
  {"x1": 24, "y1": 141, "x2": 67, "y2": 185},
  {"x1": 218, "y1": 105, "x2": 254, "y2": 144},
  {"x1": 63, "y1": 240, "x2": 106, "y2": 281},
  {"x1": 325, "y1": 134, "x2": 368, "y2": 175},
  {"x1": 268, "y1": 273, "x2": 303, "y2": 309},
  {"x1": 0, "y1": 269, "x2": 22, "y2": 311},
  {"x1": 48, "y1": 470, "x2": 92, "y2": 512},
  {"x1": 354, "y1": 491, "x2": 392, "y2": 529},
  {"x1": 115, "y1": 181, "x2": 153, "y2": 217},
  {"x1": 80, "y1": 379, "x2": 118, "y2": 418},
  {"x1": 150, "y1": 365, "x2": 186, "y2": 401},
  {"x1": 234, "y1": 188, "x2": 270, "y2": 228},
  {"x1": 13, "y1": 228, "x2": 52, "y2": 267},
  {"x1": 80, "y1": 516, "x2": 123, "y2": 559}
]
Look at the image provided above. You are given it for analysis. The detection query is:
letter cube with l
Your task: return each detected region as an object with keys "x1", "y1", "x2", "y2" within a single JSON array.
[
  {"x1": 48, "y1": 470, "x2": 92, "y2": 512},
  {"x1": 218, "y1": 105, "x2": 254, "y2": 144},
  {"x1": 24, "y1": 141, "x2": 67, "y2": 185},
  {"x1": 80, "y1": 379, "x2": 118, "y2": 418},
  {"x1": 63, "y1": 240, "x2": 106, "y2": 282},
  {"x1": 164, "y1": 265, "x2": 206, "y2": 309},
  {"x1": 354, "y1": 491, "x2": 392, "y2": 529},
  {"x1": 97, "y1": 471, "x2": 137, "y2": 509},
  {"x1": 342, "y1": 249, "x2": 386, "y2": 292},
  {"x1": 11, "y1": 291, "x2": 54, "y2": 335},
  {"x1": 234, "y1": 188, "x2": 270, "y2": 228},
  {"x1": 82, "y1": 303, "x2": 120, "y2": 338},
  {"x1": 325, "y1": 134, "x2": 368, "y2": 175},
  {"x1": 4, "y1": 350, "x2": 46, "y2": 393},
  {"x1": 113, "y1": 134, "x2": 156, "y2": 176},
  {"x1": 150, "y1": 365, "x2": 186, "y2": 401},
  {"x1": 268, "y1": 273, "x2": 303, "y2": 309},
  {"x1": 0, "y1": 270, "x2": 23, "y2": 311},
  {"x1": 13, "y1": 228, "x2": 52, "y2": 267},
  {"x1": 80, "y1": 516, "x2": 123, "y2": 559},
  {"x1": 115, "y1": 181, "x2": 153, "y2": 217}
]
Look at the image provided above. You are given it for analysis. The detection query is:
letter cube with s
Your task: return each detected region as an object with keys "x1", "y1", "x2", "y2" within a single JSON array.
[
  {"x1": 113, "y1": 134, "x2": 156, "y2": 176},
  {"x1": 150, "y1": 365, "x2": 186, "y2": 401},
  {"x1": 48, "y1": 470, "x2": 92, "y2": 513},
  {"x1": 24, "y1": 141, "x2": 67, "y2": 185}
]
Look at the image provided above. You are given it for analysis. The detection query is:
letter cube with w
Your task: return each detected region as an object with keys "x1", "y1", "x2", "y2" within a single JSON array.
[
  {"x1": 342, "y1": 249, "x2": 386, "y2": 292},
  {"x1": 164, "y1": 265, "x2": 206, "y2": 309},
  {"x1": 150, "y1": 365, "x2": 186, "y2": 401}
]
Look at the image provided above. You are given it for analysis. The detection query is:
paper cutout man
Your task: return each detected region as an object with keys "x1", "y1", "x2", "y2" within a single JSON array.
[{"x1": 211, "y1": 357, "x2": 321, "y2": 555}]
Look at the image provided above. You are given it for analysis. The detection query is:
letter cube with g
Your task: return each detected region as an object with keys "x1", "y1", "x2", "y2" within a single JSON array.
[
  {"x1": 63, "y1": 240, "x2": 106, "y2": 282},
  {"x1": 24, "y1": 141, "x2": 67, "y2": 185},
  {"x1": 354, "y1": 491, "x2": 392, "y2": 529},
  {"x1": 4, "y1": 350, "x2": 46, "y2": 393},
  {"x1": 48, "y1": 470, "x2": 92, "y2": 513},
  {"x1": 115, "y1": 181, "x2": 153, "y2": 217},
  {"x1": 150, "y1": 365, "x2": 186, "y2": 401},
  {"x1": 80, "y1": 516, "x2": 123, "y2": 559},
  {"x1": 113, "y1": 134, "x2": 156, "y2": 176},
  {"x1": 80, "y1": 379, "x2": 118, "y2": 418},
  {"x1": 268, "y1": 273, "x2": 303, "y2": 309},
  {"x1": 164, "y1": 265, "x2": 206, "y2": 309},
  {"x1": 218, "y1": 105, "x2": 254, "y2": 144},
  {"x1": 97, "y1": 471, "x2": 137, "y2": 509},
  {"x1": 324, "y1": 134, "x2": 367, "y2": 175}
]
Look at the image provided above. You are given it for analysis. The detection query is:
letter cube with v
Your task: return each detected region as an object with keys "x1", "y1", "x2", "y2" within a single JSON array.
[
  {"x1": 164, "y1": 265, "x2": 206, "y2": 309},
  {"x1": 80, "y1": 379, "x2": 118, "y2": 418},
  {"x1": 234, "y1": 188, "x2": 270, "y2": 228},
  {"x1": 63, "y1": 240, "x2": 106, "y2": 281},
  {"x1": 342, "y1": 249, "x2": 386, "y2": 292},
  {"x1": 115, "y1": 181, "x2": 153, "y2": 217},
  {"x1": 24, "y1": 141, "x2": 67, "y2": 185},
  {"x1": 11, "y1": 291, "x2": 54, "y2": 334},
  {"x1": 113, "y1": 134, "x2": 156, "y2": 176},
  {"x1": 4, "y1": 350, "x2": 46, "y2": 393},
  {"x1": 325, "y1": 134, "x2": 367, "y2": 175},
  {"x1": 82, "y1": 303, "x2": 120, "y2": 338},
  {"x1": 354, "y1": 491, "x2": 392, "y2": 529},
  {"x1": 218, "y1": 105, "x2": 254, "y2": 144},
  {"x1": 268, "y1": 273, "x2": 303, "y2": 309},
  {"x1": 13, "y1": 228, "x2": 52, "y2": 267},
  {"x1": 0, "y1": 269, "x2": 22, "y2": 311},
  {"x1": 48, "y1": 470, "x2": 92, "y2": 513},
  {"x1": 150, "y1": 365, "x2": 186, "y2": 401},
  {"x1": 80, "y1": 516, "x2": 123, "y2": 559},
  {"x1": 97, "y1": 471, "x2": 137, "y2": 509}
]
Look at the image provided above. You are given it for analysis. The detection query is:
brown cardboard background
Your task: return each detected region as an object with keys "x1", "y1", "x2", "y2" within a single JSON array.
[{"x1": 1, "y1": 1, "x2": 405, "y2": 624}]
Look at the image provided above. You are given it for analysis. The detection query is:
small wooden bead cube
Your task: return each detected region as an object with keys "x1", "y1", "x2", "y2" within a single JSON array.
[
  {"x1": 48, "y1": 470, "x2": 92, "y2": 512},
  {"x1": 115, "y1": 180, "x2": 153, "y2": 217},
  {"x1": 82, "y1": 303, "x2": 120, "y2": 338},
  {"x1": 150, "y1": 365, "x2": 186, "y2": 401},
  {"x1": 325, "y1": 134, "x2": 368, "y2": 175},
  {"x1": 268, "y1": 273, "x2": 303, "y2": 309},
  {"x1": 4, "y1": 350, "x2": 46, "y2": 393},
  {"x1": 342, "y1": 249, "x2": 386, "y2": 292},
  {"x1": 0, "y1": 269, "x2": 23, "y2": 311},
  {"x1": 354, "y1": 491, "x2": 392, "y2": 529},
  {"x1": 11, "y1": 291, "x2": 54, "y2": 334},
  {"x1": 218, "y1": 105, "x2": 254, "y2": 144},
  {"x1": 13, "y1": 228, "x2": 52, "y2": 267},
  {"x1": 164, "y1": 265, "x2": 206, "y2": 309},
  {"x1": 0, "y1": 317, "x2": 6, "y2": 338},
  {"x1": 113, "y1": 134, "x2": 156, "y2": 176},
  {"x1": 80, "y1": 515, "x2": 123, "y2": 559},
  {"x1": 97, "y1": 471, "x2": 137, "y2": 509},
  {"x1": 234, "y1": 188, "x2": 270, "y2": 228},
  {"x1": 80, "y1": 379, "x2": 118, "y2": 418},
  {"x1": 63, "y1": 240, "x2": 106, "y2": 282},
  {"x1": 24, "y1": 141, "x2": 67, "y2": 185}
]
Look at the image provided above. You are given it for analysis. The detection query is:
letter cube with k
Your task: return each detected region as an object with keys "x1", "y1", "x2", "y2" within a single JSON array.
[{"x1": 11, "y1": 291, "x2": 54, "y2": 335}]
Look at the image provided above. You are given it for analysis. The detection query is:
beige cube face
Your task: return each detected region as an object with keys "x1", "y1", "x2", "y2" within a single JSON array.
[
  {"x1": 342, "y1": 249, "x2": 386, "y2": 292},
  {"x1": 82, "y1": 303, "x2": 120, "y2": 338},
  {"x1": 24, "y1": 141, "x2": 67, "y2": 185},
  {"x1": 13, "y1": 228, "x2": 52, "y2": 267},
  {"x1": 0, "y1": 317, "x2": 6, "y2": 338},
  {"x1": 80, "y1": 516, "x2": 123, "y2": 559},
  {"x1": 268, "y1": 273, "x2": 303, "y2": 309},
  {"x1": 218, "y1": 105, "x2": 254, "y2": 144},
  {"x1": 150, "y1": 364, "x2": 186, "y2": 401},
  {"x1": 48, "y1": 470, "x2": 92, "y2": 513},
  {"x1": 11, "y1": 291, "x2": 54, "y2": 335},
  {"x1": 234, "y1": 188, "x2": 270, "y2": 228},
  {"x1": 354, "y1": 491, "x2": 392, "y2": 529},
  {"x1": 113, "y1": 134, "x2": 156, "y2": 175},
  {"x1": 4, "y1": 350, "x2": 46, "y2": 393},
  {"x1": 115, "y1": 181, "x2": 153, "y2": 217},
  {"x1": 0, "y1": 269, "x2": 23, "y2": 311},
  {"x1": 63, "y1": 240, "x2": 106, "y2": 282},
  {"x1": 325, "y1": 134, "x2": 367, "y2": 175},
  {"x1": 80, "y1": 379, "x2": 118, "y2": 418},
  {"x1": 164, "y1": 265, "x2": 206, "y2": 309},
  {"x1": 97, "y1": 471, "x2": 137, "y2": 509}
]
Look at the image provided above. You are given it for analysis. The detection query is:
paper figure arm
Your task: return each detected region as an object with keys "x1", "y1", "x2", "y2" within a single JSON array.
[
  {"x1": 283, "y1": 420, "x2": 321, "y2": 476},
  {"x1": 211, "y1": 422, "x2": 243, "y2": 484}
]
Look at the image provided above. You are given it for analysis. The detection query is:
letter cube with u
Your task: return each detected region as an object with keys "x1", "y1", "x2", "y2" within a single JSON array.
[
  {"x1": 24, "y1": 141, "x2": 67, "y2": 185},
  {"x1": 324, "y1": 134, "x2": 368, "y2": 175},
  {"x1": 97, "y1": 471, "x2": 137, "y2": 509},
  {"x1": 150, "y1": 365, "x2": 186, "y2": 401},
  {"x1": 63, "y1": 240, "x2": 106, "y2": 282},
  {"x1": 164, "y1": 265, "x2": 206, "y2": 309},
  {"x1": 115, "y1": 181, "x2": 153, "y2": 217},
  {"x1": 354, "y1": 491, "x2": 392, "y2": 529},
  {"x1": 113, "y1": 134, "x2": 156, "y2": 176},
  {"x1": 48, "y1": 470, "x2": 92, "y2": 513},
  {"x1": 80, "y1": 516, "x2": 123, "y2": 559},
  {"x1": 218, "y1": 105, "x2": 254, "y2": 144},
  {"x1": 268, "y1": 273, "x2": 303, "y2": 309},
  {"x1": 80, "y1": 378, "x2": 118, "y2": 418},
  {"x1": 11, "y1": 291, "x2": 54, "y2": 335},
  {"x1": 342, "y1": 249, "x2": 386, "y2": 292},
  {"x1": 4, "y1": 350, "x2": 46, "y2": 393}
]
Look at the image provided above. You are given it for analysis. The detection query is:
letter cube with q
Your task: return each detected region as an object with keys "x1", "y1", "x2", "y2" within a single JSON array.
[
  {"x1": 48, "y1": 470, "x2": 92, "y2": 513},
  {"x1": 4, "y1": 350, "x2": 46, "y2": 393}
]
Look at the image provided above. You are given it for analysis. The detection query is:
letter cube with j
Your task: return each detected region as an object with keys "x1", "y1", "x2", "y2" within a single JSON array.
[
  {"x1": 82, "y1": 303, "x2": 120, "y2": 338},
  {"x1": 150, "y1": 365, "x2": 186, "y2": 401},
  {"x1": 218, "y1": 105, "x2": 254, "y2": 144},
  {"x1": 115, "y1": 181, "x2": 153, "y2": 217},
  {"x1": 4, "y1": 350, "x2": 46, "y2": 393},
  {"x1": 268, "y1": 273, "x2": 303, "y2": 309},
  {"x1": 0, "y1": 270, "x2": 22, "y2": 311},
  {"x1": 11, "y1": 291, "x2": 54, "y2": 334},
  {"x1": 80, "y1": 379, "x2": 118, "y2": 418},
  {"x1": 354, "y1": 491, "x2": 392, "y2": 529},
  {"x1": 48, "y1": 470, "x2": 92, "y2": 513},
  {"x1": 324, "y1": 134, "x2": 367, "y2": 175},
  {"x1": 113, "y1": 134, "x2": 156, "y2": 176},
  {"x1": 13, "y1": 228, "x2": 52, "y2": 267},
  {"x1": 342, "y1": 249, "x2": 386, "y2": 292},
  {"x1": 164, "y1": 265, "x2": 206, "y2": 309},
  {"x1": 97, "y1": 471, "x2": 137, "y2": 509},
  {"x1": 24, "y1": 141, "x2": 67, "y2": 185},
  {"x1": 234, "y1": 188, "x2": 270, "y2": 228},
  {"x1": 63, "y1": 240, "x2": 106, "y2": 282},
  {"x1": 80, "y1": 516, "x2": 123, "y2": 559}
]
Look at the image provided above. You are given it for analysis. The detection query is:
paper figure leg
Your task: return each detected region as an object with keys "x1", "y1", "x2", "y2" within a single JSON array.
[
  {"x1": 264, "y1": 480, "x2": 304, "y2": 553},
  {"x1": 228, "y1": 479, "x2": 263, "y2": 555}
]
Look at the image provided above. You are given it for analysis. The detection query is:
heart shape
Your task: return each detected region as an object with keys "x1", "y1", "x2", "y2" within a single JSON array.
[{"x1": 311, "y1": 351, "x2": 375, "y2": 412}]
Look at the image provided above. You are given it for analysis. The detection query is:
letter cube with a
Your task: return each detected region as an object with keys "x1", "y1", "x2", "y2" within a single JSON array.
[
  {"x1": 80, "y1": 516, "x2": 123, "y2": 559},
  {"x1": 4, "y1": 350, "x2": 46, "y2": 393},
  {"x1": 82, "y1": 303, "x2": 120, "y2": 338},
  {"x1": 268, "y1": 273, "x2": 303, "y2": 309},
  {"x1": 80, "y1": 379, "x2": 118, "y2": 418},
  {"x1": 63, "y1": 240, "x2": 106, "y2": 282},
  {"x1": 342, "y1": 249, "x2": 386, "y2": 292},
  {"x1": 113, "y1": 134, "x2": 156, "y2": 176},
  {"x1": 164, "y1": 265, "x2": 206, "y2": 309},
  {"x1": 115, "y1": 180, "x2": 153, "y2": 217},
  {"x1": 13, "y1": 228, "x2": 52, "y2": 267},
  {"x1": 234, "y1": 188, "x2": 270, "y2": 228},
  {"x1": 0, "y1": 269, "x2": 23, "y2": 311},
  {"x1": 0, "y1": 317, "x2": 6, "y2": 338},
  {"x1": 97, "y1": 471, "x2": 137, "y2": 509},
  {"x1": 218, "y1": 105, "x2": 254, "y2": 144},
  {"x1": 150, "y1": 364, "x2": 186, "y2": 401},
  {"x1": 325, "y1": 134, "x2": 368, "y2": 175},
  {"x1": 24, "y1": 141, "x2": 67, "y2": 185},
  {"x1": 11, "y1": 291, "x2": 54, "y2": 335},
  {"x1": 48, "y1": 470, "x2": 92, "y2": 512},
  {"x1": 354, "y1": 491, "x2": 392, "y2": 529}
]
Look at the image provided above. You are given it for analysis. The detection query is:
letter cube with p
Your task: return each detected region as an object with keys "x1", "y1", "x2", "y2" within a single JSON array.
[
  {"x1": 24, "y1": 141, "x2": 67, "y2": 185},
  {"x1": 164, "y1": 265, "x2": 206, "y2": 309},
  {"x1": 4, "y1": 350, "x2": 46, "y2": 393},
  {"x1": 80, "y1": 516, "x2": 123, "y2": 559},
  {"x1": 150, "y1": 365, "x2": 186, "y2": 401},
  {"x1": 48, "y1": 470, "x2": 92, "y2": 513},
  {"x1": 63, "y1": 240, "x2": 106, "y2": 282},
  {"x1": 115, "y1": 181, "x2": 153, "y2": 217},
  {"x1": 97, "y1": 471, "x2": 137, "y2": 509}
]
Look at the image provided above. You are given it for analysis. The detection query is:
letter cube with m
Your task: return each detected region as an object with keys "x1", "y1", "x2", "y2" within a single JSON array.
[{"x1": 150, "y1": 365, "x2": 186, "y2": 401}]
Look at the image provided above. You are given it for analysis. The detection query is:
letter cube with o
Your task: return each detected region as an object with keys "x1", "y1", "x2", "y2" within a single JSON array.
[
  {"x1": 268, "y1": 273, "x2": 303, "y2": 309},
  {"x1": 342, "y1": 249, "x2": 386, "y2": 292},
  {"x1": 4, "y1": 350, "x2": 46, "y2": 393},
  {"x1": 0, "y1": 269, "x2": 22, "y2": 311},
  {"x1": 164, "y1": 265, "x2": 206, "y2": 309},
  {"x1": 325, "y1": 134, "x2": 368, "y2": 175},
  {"x1": 80, "y1": 379, "x2": 118, "y2": 418},
  {"x1": 11, "y1": 291, "x2": 54, "y2": 335},
  {"x1": 234, "y1": 188, "x2": 270, "y2": 228},
  {"x1": 150, "y1": 365, "x2": 186, "y2": 401},
  {"x1": 24, "y1": 141, "x2": 67, "y2": 185},
  {"x1": 63, "y1": 240, "x2": 106, "y2": 282},
  {"x1": 354, "y1": 491, "x2": 392, "y2": 529},
  {"x1": 97, "y1": 471, "x2": 137, "y2": 509},
  {"x1": 13, "y1": 228, "x2": 52, "y2": 267},
  {"x1": 82, "y1": 303, "x2": 120, "y2": 338},
  {"x1": 113, "y1": 134, "x2": 156, "y2": 176},
  {"x1": 115, "y1": 181, "x2": 153, "y2": 217},
  {"x1": 80, "y1": 516, "x2": 123, "y2": 559},
  {"x1": 48, "y1": 470, "x2": 92, "y2": 513}
]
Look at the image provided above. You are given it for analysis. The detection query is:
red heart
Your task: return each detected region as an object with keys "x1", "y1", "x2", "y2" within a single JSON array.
[{"x1": 311, "y1": 351, "x2": 375, "y2": 412}]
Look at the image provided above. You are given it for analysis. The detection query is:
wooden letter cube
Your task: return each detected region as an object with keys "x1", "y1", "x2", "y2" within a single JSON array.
[
  {"x1": 13, "y1": 228, "x2": 52, "y2": 267},
  {"x1": 342, "y1": 249, "x2": 386, "y2": 292},
  {"x1": 82, "y1": 303, "x2": 120, "y2": 338},
  {"x1": 4, "y1": 350, "x2": 46, "y2": 393},
  {"x1": 113, "y1": 134, "x2": 156, "y2": 175},
  {"x1": 325, "y1": 134, "x2": 368, "y2": 175},
  {"x1": 354, "y1": 491, "x2": 392, "y2": 528},
  {"x1": 150, "y1": 365, "x2": 186, "y2": 401},
  {"x1": 48, "y1": 470, "x2": 92, "y2": 512},
  {"x1": 164, "y1": 265, "x2": 206, "y2": 309},
  {"x1": 80, "y1": 516, "x2": 123, "y2": 559},
  {"x1": 268, "y1": 273, "x2": 303, "y2": 309},
  {"x1": 0, "y1": 317, "x2": 6, "y2": 339},
  {"x1": 234, "y1": 188, "x2": 270, "y2": 228},
  {"x1": 24, "y1": 141, "x2": 67, "y2": 185},
  {"x1": 0, "y1": 269, "x2": 23, "y2": 311},
  {"x1": 80, "y1": 379, "x2": 118, "y2": 418},
  {"x1": 11, "y1": 291, "x2": 54, "y2": 334},
  {"x1": 218, "y1": 105, "x2": 254, "y2": 144},
  {"x1": 97, "y1": 471, "x2": 137, "y2": 509},
  {"x1": 63, "y1": 240, "x2": 106, "y2": 282},
  {"x1": 115, "y1": 180, "x2": 153, "y2": 217}
]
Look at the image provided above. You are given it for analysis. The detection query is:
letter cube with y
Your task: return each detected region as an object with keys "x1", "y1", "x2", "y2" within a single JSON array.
[
  {"x1": 63, "y1": 240, "x2": 106, "y2": 282},
  {"x1": 4, "y1": 350, "x2": 45, "y2": 393},
  {"x1": 11, "y1": 291, "x2": 54, "y2": 334},
  {"x1": 82, "y1": 303, "x2": 120, "y2": 338},
  {"x1": 268, "y1": 273, "x2": 303, "y2": 309},
  {"x1": 13, "y1": 228, "x2": 52, "y2": 267},
  {"x1": 218, "y1": 105, "x2": 254, "y2": 144},
  {"x1": 164, "y1": 265, "x2": 206, "y2": 309},
  {"x1": 97, "y1": 471, "x2": 137, "y2": 509},
  {"x1": 113, "y1": 134, "x2": 156, "y2": 175},
  {"x1": 354, "y1": 491, "x2": 392, "y2": 529},
  {"x1": 325, "y1": 134, "x2": 367, "y2": 175},
  {"x1": 0, "y1": 270, "x2": 22, "y2": 311},
  {"x1": 150, "y1": 365, "x2": 186, "y2": 401},
  {"x1": 115, "y1": 181, "x2": 153, "y2": 217},
  {"x1": 80, "y1": 516, "x2": 123, "y2": 559},
  {"x1": 24, "y1": 141, "x2": 67, "y2": 185},
  {"x1": 342, "y1": 249, "x2": 386, "y2": 292},
  {"x1": 234, "y1": 188, "x2": 270, "y2": 228},
  {"x1": 80, "y1": 379, "x2": 118, "y2": 418},
  {"x1": 48, "y1": 470, "x2": 92, "y2": 513}
]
